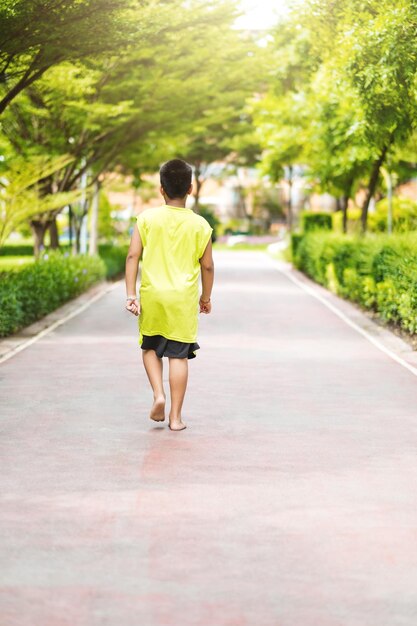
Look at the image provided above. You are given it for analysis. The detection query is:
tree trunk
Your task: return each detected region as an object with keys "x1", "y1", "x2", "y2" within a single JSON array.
[
  {"x1": 342, "y1": 176, "x2": 354, "y2": 234},
  {"x1": 30, "y1": 220, "x2": 48, "y2": 258},
  {"x1": 342, "y1": 195, "x2": 349, "y2": 234},
  {"x1": 88, "y1": 182, "x2": 100, "y2": 256},
  {"x1": 68, "y1": 204, "x2": 73, "y2": 249},
  {"x1": 194, "y1": 163, "x2": 203, "y2": 212},
  {"x1": 361, "y1": 145, "x2": 389, "y2": 233},
  {"x1": 236, "y1": 184, "x2": 247, "y2": 219},
  {"x1": 73, "y1": 218, "x2": 82, "y2": 255},
  {"x1": 48, "y1": 217, "x2": 60, "y2": 249}
]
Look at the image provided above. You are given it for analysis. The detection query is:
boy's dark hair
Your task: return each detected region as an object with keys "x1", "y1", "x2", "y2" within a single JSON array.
[{"x1": 160, "y1": 159, "x2": 192, "y2": 199}]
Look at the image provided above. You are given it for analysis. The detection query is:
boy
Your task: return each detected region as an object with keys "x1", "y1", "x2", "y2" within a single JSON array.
[{"x1": 125, "y1": 159, "x2": 214, "y2": 431}]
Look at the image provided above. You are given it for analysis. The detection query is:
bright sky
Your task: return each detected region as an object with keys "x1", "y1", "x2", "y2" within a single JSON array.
[{"x1": 236, "y1": 0, "x2": 291, "y2": 30}]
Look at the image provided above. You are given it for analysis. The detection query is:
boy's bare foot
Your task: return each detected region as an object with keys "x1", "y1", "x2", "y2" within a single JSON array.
[
  {"x1": 150, "y1": 395, "x2": 166, "y2": 422},
  {"x1": 168, "y1": 417, "x2": 187, "y2": 431}
]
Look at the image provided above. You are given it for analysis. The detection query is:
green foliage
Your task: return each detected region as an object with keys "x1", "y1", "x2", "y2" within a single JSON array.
[
  {"x1": 332, "y1": 207, "x2": 362, "y2": 234},
  {"x1": 301, "y1": 211, "x2": 332, "y2": 232},
  {"x1": 0, "y1": 256, "x2": 34, "y2": 271},
  {"x1": 98, "y1": 243, "x2": 129, "y2": 278},
  {"x1": 218, "y1": 218, "x2": 252, "y2": 236},
  {"x1": 369, "y1": 197, "x2": 417, "y2": 233},
  {"x1": 332, "y1": 197, "x2": 417, "y2": 235},
  {"x1": 255, "y1": 0, "x2": 417, "y2": 231},
  {"x1": 0, "y1": 240, "x2": 127, "y2": 278},
  {"x1": 0, "y1": 244, "x2": 33, "y2": 256},
  {"x1": 0, "y1": 250, "x2": 106, "y2": 337},
  {"x1": 0, "y1": 0, "x2": 137, "y2": 113},
  {"x1": 293, "y1": 231, "x2": 417, "y2": 334},
  {"x1": 1, "y1": 0, "x2": 265, "y2": 253},
  {"x1": 0, "y1": 154, "x2": 78, "y2": 248},
  {"x1": 97, "y1": 191, "x2": 118, "y2": 240},
  {"x1": 290, "y1": 233, "x2": 303, "y2": 259}
]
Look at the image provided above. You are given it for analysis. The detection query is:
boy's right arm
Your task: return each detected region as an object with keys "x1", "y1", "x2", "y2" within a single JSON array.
[
  {"x1": 125, "y1": 223, "x2": 143, "y2": 316},
  {"x1": 199, "y1": 238, "x2": 214, "y2": 314}
]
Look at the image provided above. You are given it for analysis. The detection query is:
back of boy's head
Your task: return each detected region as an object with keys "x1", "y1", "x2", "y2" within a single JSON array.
[{"x1": 160, "y1": 159, "x2": 192, "y2": 199}]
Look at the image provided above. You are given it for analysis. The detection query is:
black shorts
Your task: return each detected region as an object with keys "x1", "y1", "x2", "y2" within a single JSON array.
[{"x1": 141, "y1": 334, "x2": 200, "y2": 359}]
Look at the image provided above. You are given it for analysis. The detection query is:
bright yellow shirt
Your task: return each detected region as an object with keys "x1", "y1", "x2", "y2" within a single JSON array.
[{"x1": 136, "y1": 204, "x2": 213, "y2": 345}]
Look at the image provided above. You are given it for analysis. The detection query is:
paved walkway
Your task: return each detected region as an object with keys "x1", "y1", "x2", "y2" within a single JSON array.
[{"x1": 1, "y1": 250, "x2": 417, "y2": 626}]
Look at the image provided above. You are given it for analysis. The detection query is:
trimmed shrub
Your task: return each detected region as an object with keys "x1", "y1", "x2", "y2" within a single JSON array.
[
  {"x1": 98, "y1": 243, "x2": 129, "y2": 278},
  {"x1": 289, "y1": 211, "x2": 333, "y2": 264},
  {"x1": 369, "y1": 197, "x2": 417, "y2": 233},
  {"x1": 290, "y1": 233, "x2": 303, "y2": 259},
  {"x1": 0, "y1": 244, "x2": 34, "y2": 256},
  {"x1": 301, "y1": 211, "x2": 333, "y2": 232},
  {"x1": 293, "y1": 232, "x2": 417, "y2": 335},
  {"x1": 1, "y1": 243, "x2": 127, "y2": 279},
  {"x1": 0, "y1": 250, "x2": 106, "y2": 337}
]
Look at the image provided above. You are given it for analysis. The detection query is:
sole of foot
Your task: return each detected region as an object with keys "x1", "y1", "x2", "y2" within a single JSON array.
[
  {"x1": 169, "y1": 422, "x2": 187, "y2": 431},
  {"x1": 150, "y1": 396, "x2": 166, "y2": 422}
]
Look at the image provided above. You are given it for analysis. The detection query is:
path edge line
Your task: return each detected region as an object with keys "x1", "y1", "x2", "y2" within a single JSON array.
[
  {"x1": 267, "y1": 256, "x2": 417, "y2": 379},
  {"x1": 0, "y1": 280, "x2": 122, "y2": 365}
]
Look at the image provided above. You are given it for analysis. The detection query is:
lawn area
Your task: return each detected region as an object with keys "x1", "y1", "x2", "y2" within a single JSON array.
[{"x1": 0, "y1": 256, "x2": 35, "y2": 272}]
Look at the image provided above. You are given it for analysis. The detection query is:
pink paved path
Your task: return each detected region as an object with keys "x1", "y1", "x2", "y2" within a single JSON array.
[{"x1": 1, "y1": 250, "x2": 417, "y2": 626}]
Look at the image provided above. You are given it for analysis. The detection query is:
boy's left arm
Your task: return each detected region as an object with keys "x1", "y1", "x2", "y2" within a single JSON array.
[{"x1": 125, "y1": 223, "x2": 143, "y2": 317}]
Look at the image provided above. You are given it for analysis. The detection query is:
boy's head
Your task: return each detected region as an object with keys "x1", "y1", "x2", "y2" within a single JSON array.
[{"x1": 160, "y1": 159, "x2": 192, "y2": 199}]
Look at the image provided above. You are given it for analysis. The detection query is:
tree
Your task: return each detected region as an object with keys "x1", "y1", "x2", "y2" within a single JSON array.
[
  {"x1": 250, "y1": 17, "x2": 320, "y2": 231},
  {"x1": 302, "y1": 0, "x2": 417, "y2": 231},
  {"x1": 304, "y1": 67, "x2": 370, "y2": 233},
  {"x1": 253, "y1": 91, "x2": 311, "y2": 231},
  {"x1": 114, "y1": 1, "x2": 264, "y2": 209},
  {"x1": 0, "y1": 154, "x2": 78, "y2": 251},
  {"x1": 255, "y1": 0, "x2": 417, "y2": 232},
  {"x1": 2, "y1": 0, "x2": 267, "y2": 250},
  {"x1": 0, "y1": 0, "x2": 139, "y2": 114}
]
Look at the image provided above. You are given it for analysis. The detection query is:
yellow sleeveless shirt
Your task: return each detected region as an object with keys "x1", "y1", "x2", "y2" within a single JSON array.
[{"x1": 136, "y1": 204, "x2": 213, "y2": 344}]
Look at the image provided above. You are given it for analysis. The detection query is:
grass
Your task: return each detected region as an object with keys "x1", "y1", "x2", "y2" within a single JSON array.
[{"x1": 0, "y1": 255, "x2": 35, "y2": 271}]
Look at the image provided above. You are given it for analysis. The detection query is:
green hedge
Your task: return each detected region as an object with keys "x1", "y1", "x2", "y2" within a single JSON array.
[
  {"x1": 0, "y1": 250, "x2": 106, "y2": 337},
  {"x1": 300, "y1": 211, "x2": 333, "y2": 232},
  {"x1": 0, "y1": 244, "x2": 34, "y2": 256},
  {"x1": 293, "y1": 232, "x2": 417, "y2": 334},
  {"x1": 0, "y1": 242, "x2": 128, "y2": 279},
  {"x1": 369, "y1": 197, "x2": 417, "y2": 233},
  {"x1": 98, "y1": 243, "x2": 129, "y2": 278},
  {"x1": 291, "y1": 232, "x2": 304, "y2": 259}
]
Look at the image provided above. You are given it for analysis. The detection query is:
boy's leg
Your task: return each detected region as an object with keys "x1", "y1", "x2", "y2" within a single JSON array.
[
  {"x1": 142, "y1": 349, "x2": 166, "y2": 421},
  {"x1": 168, "y1": 357, "x2": 188, "y2": 430}
]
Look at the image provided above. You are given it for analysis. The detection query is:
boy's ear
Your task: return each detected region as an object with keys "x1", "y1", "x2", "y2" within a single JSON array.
[
  {"x1": 160, "y1": 185, "x2": 165, "y2": 196},
  {"x1": 188, "y1": 183, "x2": 193, "y2": 195}
]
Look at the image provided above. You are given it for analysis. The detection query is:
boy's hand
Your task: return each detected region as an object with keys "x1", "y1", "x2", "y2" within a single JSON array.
[
  {"x1": 126, "y1": 297, "x2": 140, "y2": 316},
  {"x1": 199, "y1": 296, "x2": 211, "y2": 314}
]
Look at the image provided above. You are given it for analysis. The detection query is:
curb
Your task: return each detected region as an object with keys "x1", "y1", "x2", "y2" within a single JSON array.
[
  {"x1": 0, "y1": 279, "x2": 122, "y2": 364},
  {"x1": 266, "y1": 255, "x2": 417, "y2": 378}
]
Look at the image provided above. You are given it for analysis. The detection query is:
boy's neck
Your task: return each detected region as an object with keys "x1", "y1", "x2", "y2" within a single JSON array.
[{"x1": 163, "y1": 195, "x2": 187, "y2": 208}]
